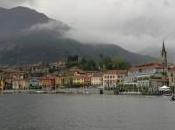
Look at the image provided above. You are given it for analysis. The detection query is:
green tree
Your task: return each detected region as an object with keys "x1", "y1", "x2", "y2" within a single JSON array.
[
  {"x1": 79, "y1": 58, "x2": 98, "y2": 70},
  {"x1": 87, "y1": 59, "x2": 98, "y2": 70},
  {"x1": 112, "y1": 58, "x2": 130, "y2": 69}
]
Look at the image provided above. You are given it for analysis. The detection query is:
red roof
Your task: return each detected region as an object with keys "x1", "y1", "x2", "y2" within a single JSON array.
[
  {"x1": 103, "y1": 70, "x2": 128, "y2": 74},
  {"x1": 169, "y1": 66, "x2": 175, "y2": 72},
  {"x1": 129, "y1": 62, "x2": 164, "y2": 72}
]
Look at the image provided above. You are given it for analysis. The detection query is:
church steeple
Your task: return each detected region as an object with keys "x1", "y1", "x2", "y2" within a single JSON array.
[{"x1": 161, "y1": 40, "x2": 167, "y2": 68}]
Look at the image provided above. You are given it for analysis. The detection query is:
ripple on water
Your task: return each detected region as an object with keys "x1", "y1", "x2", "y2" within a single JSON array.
[{"x1": 0, "y1": 94, "x2": 175, "y2": 130}]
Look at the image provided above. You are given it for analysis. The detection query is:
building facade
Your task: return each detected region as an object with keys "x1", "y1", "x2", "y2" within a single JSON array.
[
  {"x1": 124, "y1": 62, "x2": 166, "y2": 92},
  {"x1": 103, "y1": 70, "x2": 127, "y2": 89},
  {"x1": 40, "y1": 75, "x2": 55, "y2": 90},
  {"x1": 91, "y1": 74, "x2": 102, "y2": 87},
  {"x1": 168, "y1": 66, "x2": 175, "y2": 87}
]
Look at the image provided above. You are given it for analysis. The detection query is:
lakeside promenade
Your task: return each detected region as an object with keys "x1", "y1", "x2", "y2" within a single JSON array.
[
  {"x1": 0, "y1": 88, "x2": 146, "y2": 96},
  {"x1": 1, "y1": 88, "x2": 111, "y2": 95}
]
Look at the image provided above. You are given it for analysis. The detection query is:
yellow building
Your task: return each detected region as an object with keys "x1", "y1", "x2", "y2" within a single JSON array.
[
  {"x1": 0, "y1": 80, "x2": 5, "y2": 92},
  {"x1": 72, "y1": 76, "x2": 84, "y2": 86},
  {"x1": 62, "y1": 76, "x2": 72, "y2": 87}
]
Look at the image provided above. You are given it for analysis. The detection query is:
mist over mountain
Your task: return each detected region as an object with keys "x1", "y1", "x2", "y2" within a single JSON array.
[
  {"x1": 0, "y1": 6, "x2": 154, "y2": 65},
  {"x1": 139, "y1": 46, "x2": 175, "y2": 64}
]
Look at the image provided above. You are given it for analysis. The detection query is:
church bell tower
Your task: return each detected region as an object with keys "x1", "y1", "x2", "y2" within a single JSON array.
[
  {"x1": 161, "y1": 40, "x2": 167, "y2": 68},
  {"x1": 161, "y1": 40, "x2": 168, "y2": 86}
]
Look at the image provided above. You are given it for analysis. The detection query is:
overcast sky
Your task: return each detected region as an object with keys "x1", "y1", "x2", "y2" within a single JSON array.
[{"x1": 0, "y1": 0, "x2": 175, "y2": 52}]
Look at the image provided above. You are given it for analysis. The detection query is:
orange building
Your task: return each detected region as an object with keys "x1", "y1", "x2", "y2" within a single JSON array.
[
  {"x1": 55, "y1": 76, "x2": 63, "y2": 88},
  {"x1": 84, "y1": 75, "x2": 91, "y2": 86},
  {"x1": 40, "y1": 75, "x2": 56, "y2": 90}
]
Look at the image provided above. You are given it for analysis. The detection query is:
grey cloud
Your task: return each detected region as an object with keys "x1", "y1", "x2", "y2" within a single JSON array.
[
  {"x1": 164, "y1": 0, "x2": 170, "y2": 6},
  {"x1": 28, "y1": 20, "x2": 70, "y2": 35},
  {"x1": 0, "y1": 0, "x2": 35, "y2": 8},
  {"x1": 1, "y1": 0, "x2": 175, "y2": 51}
]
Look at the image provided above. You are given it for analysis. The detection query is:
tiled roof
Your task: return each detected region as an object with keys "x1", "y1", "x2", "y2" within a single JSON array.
[
  {"x1": 103, "y1": 70, "x2": 128, "y2": 74},
  {"x1": 169, "y1": 66, "x2": 175, "y2": 72},
  {"x1": 129, "y1": 62, "x2": 163, "y2": 72}
]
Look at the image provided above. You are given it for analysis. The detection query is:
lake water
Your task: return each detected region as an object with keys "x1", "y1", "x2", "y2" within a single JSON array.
[{"x1": 0, "y1": 94, "x2": 175, "y2": 130}]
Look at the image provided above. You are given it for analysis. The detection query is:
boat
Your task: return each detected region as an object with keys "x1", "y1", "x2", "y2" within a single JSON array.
[{"x1": 158, "y1": 85, "x2": 171, "y2": 96}]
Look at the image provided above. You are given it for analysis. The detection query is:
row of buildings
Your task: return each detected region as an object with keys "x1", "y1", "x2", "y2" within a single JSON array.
[
  {"x1": 0, "y1": 67, "x2": 127, "y2": 91},
  {"x1": 0, "y1": 42, "x2": 174, "y2": 93}
]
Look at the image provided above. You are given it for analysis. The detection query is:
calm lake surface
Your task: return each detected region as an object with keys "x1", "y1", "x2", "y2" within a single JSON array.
[{"x1": 0, "y1": 94, "x2": 175, "y2": 130}]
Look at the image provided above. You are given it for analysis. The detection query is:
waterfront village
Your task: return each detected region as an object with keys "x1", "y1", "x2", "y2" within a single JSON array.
[{"x1": 0, "y1": 42, "x2": 174, "y2": 95}]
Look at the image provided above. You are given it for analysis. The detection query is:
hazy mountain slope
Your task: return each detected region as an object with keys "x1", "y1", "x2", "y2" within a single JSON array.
[
  {"x1": 0, "y1": 6, "x2": 69, "y2": 39},
  {"x1": 0, "y1": 32, "x2": 154, "y2": 65},
  {"x1": 0, "y1": 6, "x2": 155, "y2": 65}
]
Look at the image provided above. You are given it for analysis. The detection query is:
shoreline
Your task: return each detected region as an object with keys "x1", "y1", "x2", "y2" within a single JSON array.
[{"x1": 0, "y1": 89, "x2": 165, "y2": 96}]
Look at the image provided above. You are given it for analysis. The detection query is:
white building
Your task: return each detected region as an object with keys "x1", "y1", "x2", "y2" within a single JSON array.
[
  {"x1": 91, "y1": 73, "x2": 102, "y2": 87},
  {"x1": 12, "y1": 79, "x2": 29, "y2": 90},
  {"x1": 168, "y1": 66, "x2": 175, "y2": 87},
  {"x1": 124, "y1": 62, "x2": 166, "y2": 91}
]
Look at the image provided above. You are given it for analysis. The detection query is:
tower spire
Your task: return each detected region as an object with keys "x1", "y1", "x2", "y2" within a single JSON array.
[
  {"x1": 161, "y1": 40, "x2": 168, "y2": 85},
  {"x1": 161, "y1": 40, "x2": 167, "y2": 67},
  {"x1": 162, "y1": 40, "x2": 166, "y2": 56}
]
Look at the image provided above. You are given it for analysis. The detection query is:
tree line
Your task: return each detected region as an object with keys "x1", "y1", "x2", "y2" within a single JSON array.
[{"x1": 67, "y1": 55, "x2": 131, "y2": 70}]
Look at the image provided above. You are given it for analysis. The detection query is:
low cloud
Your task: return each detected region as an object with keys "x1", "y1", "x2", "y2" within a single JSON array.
[
  {"x1": 63, "y1": 0, "x2": 175, "y2": 51},
  {"x1": 0, "y1": 0, "x2": 35, "y2": 8},
  {"x1": 1, "y1": 0, "x2": 175, "y2": 51},
  {"x1": 28, "y1": 21, "x2": 70, "y2": 36}
]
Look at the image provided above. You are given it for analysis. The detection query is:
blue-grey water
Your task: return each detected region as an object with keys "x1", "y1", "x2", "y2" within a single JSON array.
[{"x1": 0, "y1": 94, "x2": 175, "y2": 130}]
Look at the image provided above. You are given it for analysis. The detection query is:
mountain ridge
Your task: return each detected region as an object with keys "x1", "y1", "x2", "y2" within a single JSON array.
[{"x1": 0, "y1": 6, "x2": 155, "y2": 65}]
